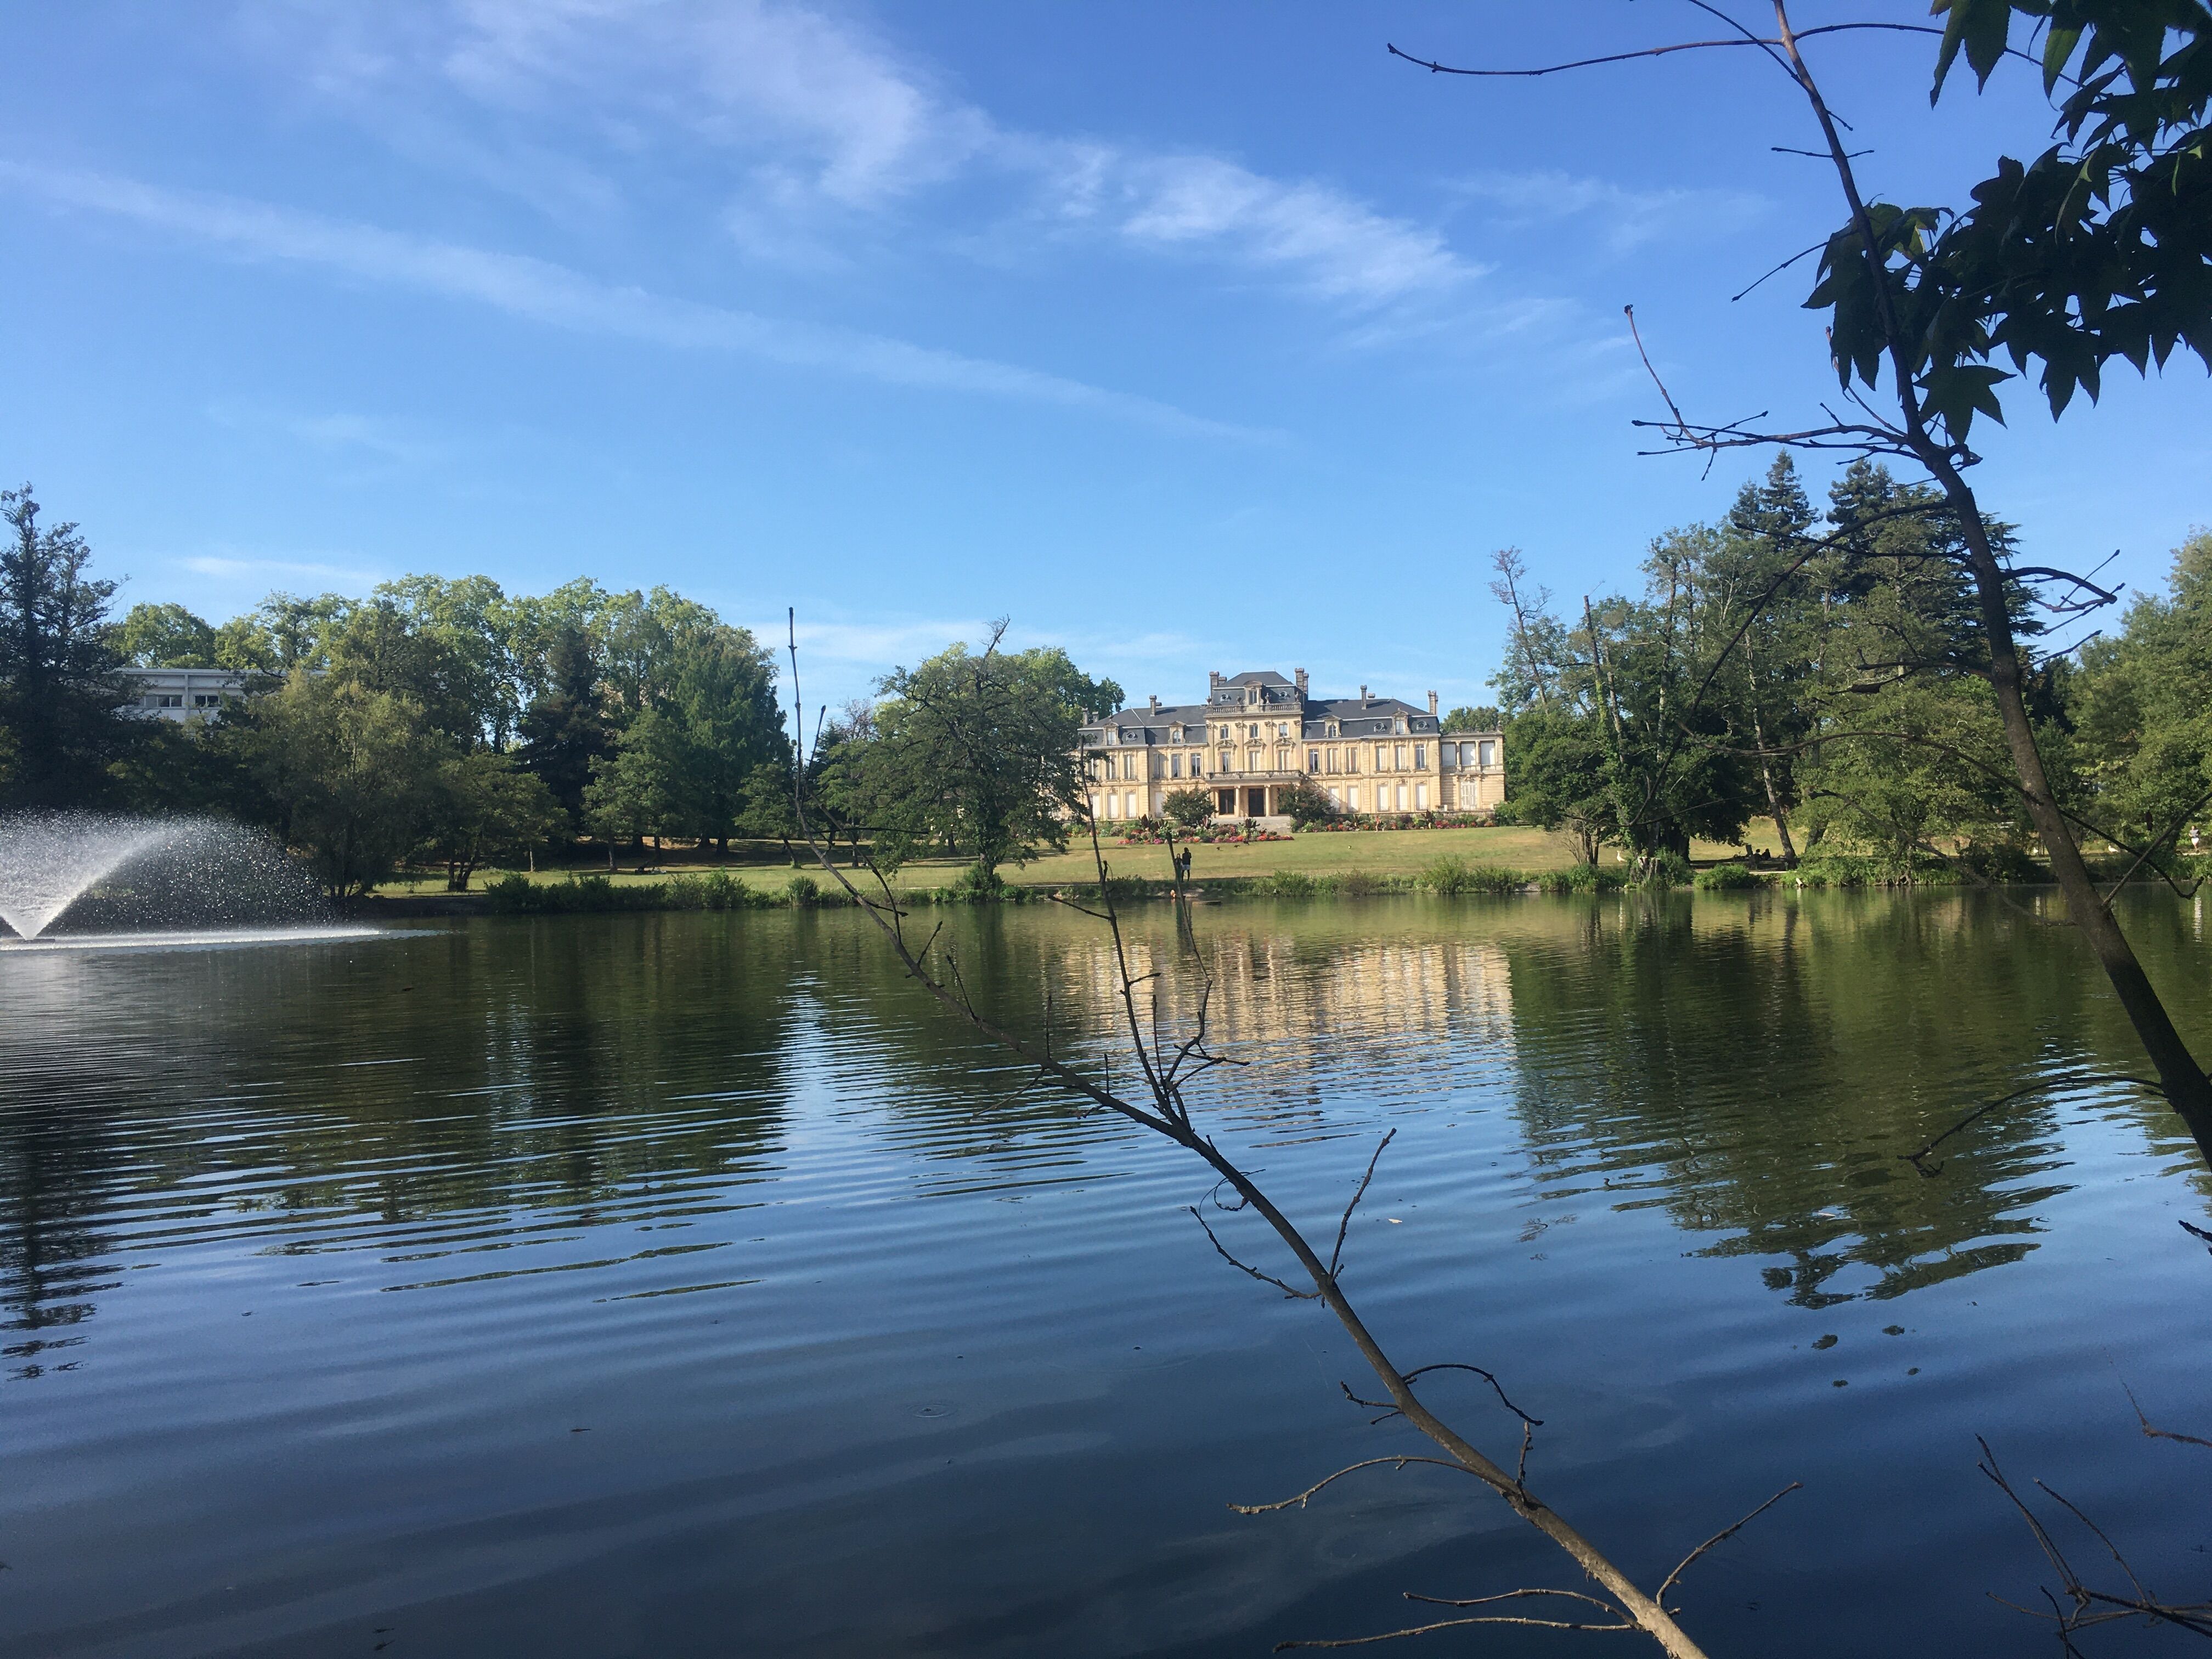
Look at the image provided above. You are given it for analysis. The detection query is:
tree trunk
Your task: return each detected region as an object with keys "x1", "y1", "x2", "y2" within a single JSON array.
[
  {"x1": 1742, "y1": 634, "x2": 1798, "y2": 866},
  {"x1": 1932, "y1": 452, "x2": 2212, "y2": 1160}
]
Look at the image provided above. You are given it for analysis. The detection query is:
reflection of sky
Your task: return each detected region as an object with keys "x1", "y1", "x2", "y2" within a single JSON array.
[{"x1": 4, "y1": 901, "x2": 2210, "y2": 1658}]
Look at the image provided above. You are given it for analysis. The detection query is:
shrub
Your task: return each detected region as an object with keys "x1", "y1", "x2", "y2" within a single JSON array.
[
  {"x1": 1161, "y1": 787, "x2": 1214, "y2": 830},
  {"x1": 785, "y1": 873, "x2": 822, "y2": 907},
  {"x1": 949, "y1": 862, "x2": 1009, "y2": 901},
  {"x1": 1693, "y1": 862, "x2": 1765, "y2": 891},
  {"x1": 1639, "y1": 851, "x2": 1694, "y2": 889},
  {"x1": 1533, "y1": 863, "x2": 1632, "y2": 895},
  {"x1": 1255, "y1": 870, "x2": 1317, "y2": 897},
  {"x1": 1421, "y1": 856, "x2": 1525, "y2": 895}
]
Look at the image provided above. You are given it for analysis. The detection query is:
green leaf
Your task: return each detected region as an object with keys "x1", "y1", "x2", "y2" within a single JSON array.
[{"x1": 1931, "y1": 0, "x2": 2014, "y2": 101}]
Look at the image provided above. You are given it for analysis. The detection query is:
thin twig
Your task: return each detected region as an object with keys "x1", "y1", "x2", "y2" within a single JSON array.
[{"x1": 1657, "y1": 1482, "x2": 1804, "y2": 1606}]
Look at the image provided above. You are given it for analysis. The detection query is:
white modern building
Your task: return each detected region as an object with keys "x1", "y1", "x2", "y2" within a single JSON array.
[{"x1": 120, "y1": 666, "x2": 253, "y2": 722}]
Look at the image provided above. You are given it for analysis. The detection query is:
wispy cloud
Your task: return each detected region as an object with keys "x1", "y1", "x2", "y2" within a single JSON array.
[
  {"x1": 264, "y1": 0, "x2": 1482, "y2": 318},
  {"x1": 206, "y1": 400, "x2": 452, "y2": 467},
  {"x1": 1450, "y1": 170, "x2": 1765, "y2": 255},
  {"x1": 179, "y1": 552, "x2": 382, "y2": 585},
  {"x1": 0, "y1": 161, "x2": 1262, "y2": 439}
]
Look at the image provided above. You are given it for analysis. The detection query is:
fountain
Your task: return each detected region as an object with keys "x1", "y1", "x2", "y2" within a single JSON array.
[{"x1": 0, "y1": 811, "x2": 380, "y2": 950}]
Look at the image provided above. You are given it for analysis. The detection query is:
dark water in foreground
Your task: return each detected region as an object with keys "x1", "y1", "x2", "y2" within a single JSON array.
[{"x1": 4, "y1": 894, "x2": 2210, "y2": 1658}]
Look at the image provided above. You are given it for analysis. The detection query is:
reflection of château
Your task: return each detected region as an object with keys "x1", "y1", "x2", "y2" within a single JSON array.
[{"x1": 1079, "y1": 669, "x2": 1505, "y2": 824}]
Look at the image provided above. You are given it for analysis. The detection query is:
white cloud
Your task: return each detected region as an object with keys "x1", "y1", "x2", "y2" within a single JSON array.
[
  {"x1": 263, "y1": 0, "x2": 1481, "y2": 315},
  {"x1": 1, "y1": 162, "x2": 1262, "y2": 440},
  {"x1": 1451, "y1": 170, "x2": 1764, "y2": 255},
  {"x1": 206, "y1": 401, "x2": 452, "y2": 467},
  {"x1": 179, "y1": 553, "x2": 381, "y2": 584},
  {"x1": 1097, "y1": 154, "x2": 1478, "y2": 304}
]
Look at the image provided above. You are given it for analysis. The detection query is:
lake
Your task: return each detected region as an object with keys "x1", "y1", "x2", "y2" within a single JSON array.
[{"x1": 4, "y1": 893, "x2": 2209, "y2": 1657}]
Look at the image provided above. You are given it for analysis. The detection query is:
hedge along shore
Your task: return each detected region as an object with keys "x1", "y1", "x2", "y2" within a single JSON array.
[{"x1": 349, "y1": 850, "x2": 2132, "y2": 918}]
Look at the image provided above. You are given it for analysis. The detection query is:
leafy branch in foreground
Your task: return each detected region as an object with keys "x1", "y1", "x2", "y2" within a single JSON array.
[
  {"x1": 783, "y1": 612, "x2": 1786, "y2": 1658},
  {"x1": 1392, "y1": 2, "x2": 2212, "y2": 1169}
]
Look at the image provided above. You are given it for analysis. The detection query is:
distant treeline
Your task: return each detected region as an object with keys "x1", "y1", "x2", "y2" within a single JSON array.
[
  {"x1": 0, "y1": 484, "x2": 1121, "y2": 898},
  {"x1": 1486, "y1": 455, "x2": 2212, "y2": 880}
]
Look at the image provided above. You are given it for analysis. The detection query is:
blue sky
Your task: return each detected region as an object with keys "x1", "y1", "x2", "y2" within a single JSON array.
[{"x1": 2, "y1": 2, "x2": 2205, "y2": 716}]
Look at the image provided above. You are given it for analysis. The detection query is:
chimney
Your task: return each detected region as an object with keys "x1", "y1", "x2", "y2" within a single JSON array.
[
  {"x1": 1294, "y1": 667, "x2": 1308, "y2": 697},
  {"x1": 1148, "y1": 693, "x2": 1160, "y2": 714},
  {"x1": 1428, "y1": 690, "x2": 1439, "y2": 717},
  {"x1": 1359, "y1": 684, "x2": 1369, "y2": 702},
  {"x1": 1209, "y1": 670, "x2": 1225, "y2": 697}
]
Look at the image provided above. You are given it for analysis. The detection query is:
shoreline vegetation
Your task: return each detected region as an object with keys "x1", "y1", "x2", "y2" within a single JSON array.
[{"x1": 360, "y1": 836, "x2": 2174, "y2": 917}]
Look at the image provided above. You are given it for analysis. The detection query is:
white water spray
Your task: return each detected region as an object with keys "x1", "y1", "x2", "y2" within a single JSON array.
[
  {"x1": 0, "y1": 816, "x2": 171, "y2": 939},
  {"x1": 0, "y1": 812, "x2": 330, "y2": 940}
]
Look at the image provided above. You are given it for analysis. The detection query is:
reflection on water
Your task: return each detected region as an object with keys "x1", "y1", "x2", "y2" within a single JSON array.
[{"x1": 3, "y1": 895, "x2": 2209, "y2": 1658}]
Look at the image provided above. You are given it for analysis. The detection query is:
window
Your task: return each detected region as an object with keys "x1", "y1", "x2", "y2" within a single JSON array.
[
  {"x1": 1277, "y1": 723, "x2": 1289, "y2": 740},
  {"x1": 1088, "y1": 794, "x2": 1100, "y2": 818},
  {"x1": 1395, "y1": 744, "x2": 1408, "y2": 770},
  {"x1": 151, "y1": 693, "x2": 182, "y2": 708},
  {"x1": 1170, "y1": 754, "x2": 1182, "y2": 778},
  {"x1": 1124, "y1": 792, "x2": 1138, "y2": 819},
  {"x1": 1325, "y1": 747, "x2": 1340, "y2": 773},
  {"x1": 1345, "y1": 747, "x2": 1359, "y2": 773},
  {"x1": 1308, "y1": 748, "x2": 1321, "y2": 773},
  {"x1": 1376, "y1": 746, "x2": 1389, "y2": 771},
  {"x1": 1479, "y1": 741, "x2": 1497, "y2": 768},
  {"x1": 1415, "y1": 783, "x2": 1428, "y2": 810},
  {"x1": 1276, "y1": 748, "x2": 1290, "y2": 772},
  {"x1": 1347, "y1": 786, "x2": 1360, "y2": 811},
  {"x1": 193, "y1": 693, "x2": 221, "y2": 708},
  {"x1": 1220, "y1": 747, "x2": 1233, "y2": 772},
  {"x1": 1328, "y1": 786, "x2": 1341, "y2": 805},
  {"x1": 1413, "y1": 744, "x2": 1425, "y2": 770},
  {"x1": 1396, "y1": 784, "x2": 1408, "y2": 811}
]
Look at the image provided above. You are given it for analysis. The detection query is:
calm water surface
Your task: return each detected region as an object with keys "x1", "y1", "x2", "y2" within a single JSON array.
[{"x1": 4, "y1": 894, "x2": 2210, "y2": 1657}]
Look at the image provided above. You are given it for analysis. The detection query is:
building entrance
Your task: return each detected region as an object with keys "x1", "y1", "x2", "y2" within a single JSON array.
[{"x1": 1245, "y1": 787, "x2": 1268, "y2": 817}]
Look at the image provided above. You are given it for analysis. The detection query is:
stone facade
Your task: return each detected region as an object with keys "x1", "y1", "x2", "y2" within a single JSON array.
[{"x1": 1079, "y1": 668, "x2": 1504, "y2": 824}]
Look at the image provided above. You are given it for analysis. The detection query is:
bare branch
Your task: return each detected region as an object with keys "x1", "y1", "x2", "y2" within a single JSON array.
[
  {"x1": 1657, "y1": 1482, "x2": 1804, "y2": 1606},
  {"x1": 1328, "y1": 1128, "x2": 1396, "y2": 1280},
  {"x1": 1228, "y1": 1455, "x2": 1466, "y2": 1515},
  {"x1": 1903, "y1": 1073, "x2": 2164, "y2": 1174},
  {"x1": 1190, "y1": 1204, "x2": 1318, "y2": 1300}
]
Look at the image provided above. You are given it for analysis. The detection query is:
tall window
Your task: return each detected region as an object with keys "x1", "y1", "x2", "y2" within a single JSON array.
[
  {"x1": 1413, "y1": 744, "x2": 1425, "y2": 770},
  {"x1": 1347, "y1": 786, "x2": 1360, "y2": 811},
  {"x1": 1308, "y1": 748, "x2": 1321, "y2": 772},
  {"x1": 1220, "y1": 747, "x2": 1233, "y2": 772},
  {"x1": 1415, "y1": 783, "x2": 1428, "y2": 810},
  {"x1": 1395, "y1": 744, "x2": 1407, "y2": 770},
  {"x1": 1346, "y1": 747, "x2": 1359, "y2": 774},
  {"x1": 1170, "y1": 754, "x2": 1182, "y2": 778},
  {"x1": 1479, "y1": 740, "x2": 1496, "y2": 768}
]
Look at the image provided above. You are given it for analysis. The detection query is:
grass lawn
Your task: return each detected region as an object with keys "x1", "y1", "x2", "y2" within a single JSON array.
[{"x1": 383, "y1": 821, "x2": 1786, "y2": 896}]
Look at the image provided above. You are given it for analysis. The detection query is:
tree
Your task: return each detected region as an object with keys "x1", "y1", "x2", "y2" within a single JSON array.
[
  {"x1": 665, "y1": 622, "x2": 787, "y2": 851},
  {"x1": 0, "y1": 484, "x2": 134, "y2": 807},
  {"x1": 117, "y1": 602, "x2": 218, "y2": 668},
  {"x1": 1276, "y1": 774, "x2": 1338, "y2": 826},
  {"x1": 1397, "y1": 5, "x2": 2212, "y2": 1158},
  {"x1": 1497, "y1": 706, "x2": 1617, "y2": 864},
  {"x1": 2074, "y1": 529, "x2": 2212, "y2": 859},
  {"x1": 419, "y1": 750, "x2": 563, "y2": 891},
  {"x1": 583, "y1": 705, "x2": 690, "y2": 855},
  {"x1": 517, "y1": 624, "x2": 613, "y2": 828},
  {"x1": 225, "y1": 670, "x2": 444, "y2": 900},
  {"x1": 865, "y1": 625, "x2": 1121, "y2": 881},
  {"x1": 1440, "y1": 703, "x2": 1500, "y2": 731},
  {"x1": 1161, "y1": 785, "x2": 1214, "y2": 830}
]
